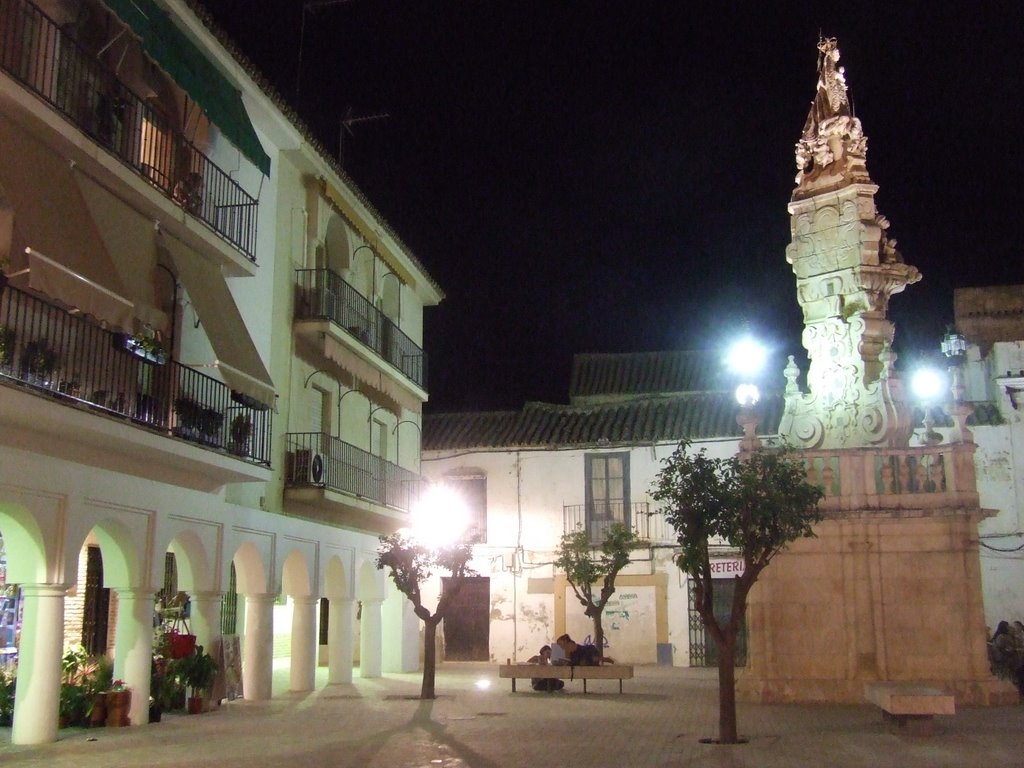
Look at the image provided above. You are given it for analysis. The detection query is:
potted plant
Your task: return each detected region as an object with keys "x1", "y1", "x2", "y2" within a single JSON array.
[
  {"x1": 199, "y1": 407, "x2": 224, "y2": 446},
  {"x1": 21, "y1": 338, "x2": 58, "y2": 384},
  {"x1": 0, "y1": 325, "x2": 15, "y2": 371},
  {"x1": 118, "y1": 329, "x2": 168, "y2": 365},
  {"x1": 59, "y1": 646, "x2": 94, "y2": 727},
  {"x1": 173, "y1": 397, "x2": 203, "y2": 439},
  {"x1": 88, "y1": 655, "x2": 113, "y2": 727},
  {"x1": 229, "y1": 414, "x2": 252, "y2": 455},
  {"x1": 0, "y1": 666, "x2": 14, "y2": 727},
  {"x1": 105, "y1": 678, "x2": 131, "y2": 727},
  {"x1": 172, "y1": 646, "x2": 217, "y2": 714}
]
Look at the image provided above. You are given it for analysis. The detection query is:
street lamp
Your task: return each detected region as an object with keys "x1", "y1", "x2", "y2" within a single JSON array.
[
  {"x1": 727, "y1": 335, "x2": 766, "y2": 453},
  {"x1": 405, "y1": 484, "x2": 470, "y2": 549},
  {"x1": 910, "y1": 367, "x2": 945, "y2": 445}
]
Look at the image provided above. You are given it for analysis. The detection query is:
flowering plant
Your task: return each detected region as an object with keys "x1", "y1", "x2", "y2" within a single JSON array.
[{"x1": 109, "y1": 679, "x2": 128, "y2": 692}]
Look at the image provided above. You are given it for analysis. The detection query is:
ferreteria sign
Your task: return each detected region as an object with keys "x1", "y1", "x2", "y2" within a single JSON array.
[{"x1": 709, "y1": 558, "x2": 745, "y2": 577}]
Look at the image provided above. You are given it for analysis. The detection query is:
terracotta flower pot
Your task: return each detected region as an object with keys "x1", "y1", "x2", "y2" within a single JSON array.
[
  {"x1": 105, "y1": 689, "x2": 131, "y2": 727},
  {"x1": 187, "y1": 696, "x2": 204, "y2": 715},
  {"x1": 89, "y1": 692, "x2": 108, "y2": 727}
]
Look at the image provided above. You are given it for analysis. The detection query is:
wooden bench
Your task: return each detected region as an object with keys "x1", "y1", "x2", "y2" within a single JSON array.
[
  {"x1": 498, "y1": 663, "x2": 634, "y2": 693},
  {"x1": 864, "y1": 682, "x2": 955, "y2": 729}
]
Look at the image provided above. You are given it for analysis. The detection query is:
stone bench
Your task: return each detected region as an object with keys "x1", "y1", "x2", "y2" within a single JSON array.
[
  {"x1": 497, "y1": 663, "x2": 634, "y2": 693},
  {"x1": 864, "y1": 682, "x2": 955, "y2": 729}
]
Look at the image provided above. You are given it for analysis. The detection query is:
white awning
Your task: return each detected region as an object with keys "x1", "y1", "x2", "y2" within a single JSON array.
[
  {"x1": 0, "y1": 114, "x2": 135, "y2": 330},
  {"x1": 19, "y1": 248, "x2": 135, "y2": 328},
  {"x1": 159, "y1": 233, "x2": 275, "y2": 408},
  {"x1": 73, "y1": 171, "x2": 169, "y2": 333}
]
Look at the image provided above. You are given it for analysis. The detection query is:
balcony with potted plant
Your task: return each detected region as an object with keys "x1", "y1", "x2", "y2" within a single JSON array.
[{"x1": 0, "y1": 281, "x2": 273, "y2": 490}]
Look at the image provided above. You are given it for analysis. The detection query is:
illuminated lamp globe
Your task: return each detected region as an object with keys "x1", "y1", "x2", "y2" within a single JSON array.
[
  {"x1": 407, "y1": 484, "x2": 470, "y2": 549},
  {"x1": 735, "y1": 383, "x2": 760, "y2": 407},
  {"x1": 911, "y1": 368, "x2": 945, "y2": 402}
]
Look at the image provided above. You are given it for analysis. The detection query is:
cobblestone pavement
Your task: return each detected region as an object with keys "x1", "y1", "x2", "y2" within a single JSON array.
[{"x1": 2, "y1": 663, "x2": 1023, "y2": 767}]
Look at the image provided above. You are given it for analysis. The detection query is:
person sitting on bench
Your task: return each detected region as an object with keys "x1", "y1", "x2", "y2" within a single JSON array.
[
  {"x1": 555, "y1": 634, "x2": 613, "y2": 666},
  {"x1": 527, "y1": 645, "x2": 564, "y2": 692}
]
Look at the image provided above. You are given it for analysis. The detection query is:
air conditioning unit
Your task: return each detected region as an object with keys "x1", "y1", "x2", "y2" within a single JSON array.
[{"x1": 309, "y1": 452, "x2": 325, "y2": 485}]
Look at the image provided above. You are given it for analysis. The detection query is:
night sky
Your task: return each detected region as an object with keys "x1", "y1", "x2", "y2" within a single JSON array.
[{"x1": 200, "y1": 1, "x2": 1024, "y2": 412}]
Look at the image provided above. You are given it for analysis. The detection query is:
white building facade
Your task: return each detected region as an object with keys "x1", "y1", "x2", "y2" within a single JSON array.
[
  {"x1": 0, "y1": 0, "x2": 434, "y2": 744},
  {"x1": 422, "y1": 351, "x2": 780, "y2": 667}
]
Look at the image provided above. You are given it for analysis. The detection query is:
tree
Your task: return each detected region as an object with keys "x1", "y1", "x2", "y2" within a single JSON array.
[
  {"x1": 554, "y1": 521, "x2": 639, "y2": 657},
  {"x1": 651, "y1": 440, "x2": 823, "y2": 744},
  {"x1": 377, "y1": 532, "x2": 475, "y2": 699}
]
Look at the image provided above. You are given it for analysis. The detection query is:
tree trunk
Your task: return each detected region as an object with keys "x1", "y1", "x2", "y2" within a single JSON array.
[
  {"x1": 592, "y1": 613, "x2": 604, "y2": 661},
  {"x1": 716, "y1": 634, "x2": 738, "y2": 744},
  {"x1": 421, "y1": 617, "x2": 439, "y2": 699}
]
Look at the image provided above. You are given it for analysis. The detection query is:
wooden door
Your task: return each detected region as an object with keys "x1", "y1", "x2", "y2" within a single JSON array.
[{"x1": 441, "y1": 576, "x2": 489, "y2": 661}]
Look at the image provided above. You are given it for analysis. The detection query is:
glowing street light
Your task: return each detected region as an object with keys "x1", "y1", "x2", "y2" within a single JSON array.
[
  {"x1": 726, "y1": 337, "x2": 767, "y2": 379},
  {"x1": 910, "y1": 367, "x2": 945, "y2": 446},
  {"x1": 734, "y1": 383, "x2": 760, "y2": 407},
  {"x1": 405, "y1": 484, "x2": 470, "y2": 549},
  {"x1": 910, "y1": 368, "x2": 945, "y2": 402},
  {"x1": 727, "y1": 334, "x2": 766, "y2": 452}
]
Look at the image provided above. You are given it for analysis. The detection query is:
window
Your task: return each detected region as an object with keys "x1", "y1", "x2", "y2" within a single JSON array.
[
  {"x1": 446, "y1": 475, "x2": 487, "y2": 544},
  {"x1": 372, "y1": 418, "x2": 388, "y2": 460},
  {"x1": 585, "y1": 452, "x2": 630, "y2": 542}
]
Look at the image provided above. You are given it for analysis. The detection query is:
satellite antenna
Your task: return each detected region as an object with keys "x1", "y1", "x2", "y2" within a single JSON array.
[{"x1": 339, "y1": 106, "x2": 390, "y2": 165}]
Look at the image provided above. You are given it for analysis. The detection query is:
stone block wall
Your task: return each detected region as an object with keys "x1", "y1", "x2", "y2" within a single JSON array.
[{"x1": 737, "y1": 513, "x2": 1017, "y2": 705}]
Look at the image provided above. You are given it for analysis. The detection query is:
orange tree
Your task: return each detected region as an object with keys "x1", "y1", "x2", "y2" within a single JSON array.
[
  {"x1": 651, "y1": 440, "x2": 822, "y2": 744},
  {"x1": 377, "y1": 532, "x2": 475, "y2": 699},
  {"x1": 554, "y1": 521, "x2": 638, "y2": 657}
]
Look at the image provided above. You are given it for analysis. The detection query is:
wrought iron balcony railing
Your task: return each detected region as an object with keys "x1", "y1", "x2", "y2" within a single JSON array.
[
  {"x1": 294, "y1": 269, "x2": 427, "y2": 389},
  {"x1": 285, "y1": 431, "x2": 425, "y2": 512},
  {"x1": 0, "y1": 281, "x2": 272, "y2": 464},
  {"x1": 0, "y1": 0, "x2": 258, "y2": 260},
  {"x1": 563, "y1": 501, "x2": 670, "y2": 544}
]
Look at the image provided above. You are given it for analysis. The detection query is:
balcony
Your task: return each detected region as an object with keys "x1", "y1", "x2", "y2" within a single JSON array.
[
  {"x1": 284, "y1": 431, "x2": 425, "y2": 533},
  {"x1": 563, "y1": 501, "x2": 672, "y2": 544},
  {"x1": 294, "y1": 269, "x2": 427, "y2": 390},
  {"x1": 0, "y1": 0, "x2": 258, "y2": 260},
  {"x1": 0, "y1": 281, "x2": 271, "y2": 488}
]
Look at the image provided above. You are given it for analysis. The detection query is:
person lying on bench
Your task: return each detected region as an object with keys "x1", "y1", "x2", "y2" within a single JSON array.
[
  {"x1": 527, "y1": 645, "x2": 564, "y2": 692},
  {"x1": 555, "y1": 634, "x2": 614, "y2": 665}
]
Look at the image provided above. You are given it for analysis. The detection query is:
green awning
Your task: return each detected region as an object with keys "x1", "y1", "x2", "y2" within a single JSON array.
[{"x1": 101, "y1": 0, "x2": 271, "y2": 176}]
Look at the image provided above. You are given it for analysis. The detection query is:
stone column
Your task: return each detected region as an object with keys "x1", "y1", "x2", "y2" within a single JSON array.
[
  {"x1": 328, "y1": 598, "x2": 355, "y2": 684},
  {"x1": 289, "y1": 596, "x2": 317, "y2": 692},
  {"x1": 113, "y1": 589, "x2": 154, "y2": 728},
  {"x1": 241, "y1": 594, "x2": 275, "y2": 700},
  {"x1": 190, "y1": 591, "x2": 223, "y2": 651},
  {"x1": 359, "y1": 598, "x2": 383, "y2": 678},
  {"x1": 11, "y1": 584, "x2": 65, "y2": 744}
]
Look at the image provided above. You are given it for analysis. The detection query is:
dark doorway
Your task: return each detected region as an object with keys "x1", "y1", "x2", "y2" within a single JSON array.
[
  {"x1": 82, "y1": 545, "x2": 110, "y2": 656},
  {"x1": 687, "y1": 578, "x2": 747, "y2": 667},
  {"x1": 441, "y1": 576, "x2": 489, "y2": 661}
]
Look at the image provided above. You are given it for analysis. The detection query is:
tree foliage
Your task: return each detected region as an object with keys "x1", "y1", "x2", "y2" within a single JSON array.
[
  {"x1": 651, "y1": 440, "x2": 823, "y2": 743},
  {"x1": 554, "y1": 521, "x2": 638, "y2": 655},
  {"x1": 377, "y1": 531, "x2": 475, "y2": 698}
]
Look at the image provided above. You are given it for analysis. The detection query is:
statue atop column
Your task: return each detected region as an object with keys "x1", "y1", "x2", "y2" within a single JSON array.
[{"x1": 779, "y1": 39, "x2": 921, "y2": 450}]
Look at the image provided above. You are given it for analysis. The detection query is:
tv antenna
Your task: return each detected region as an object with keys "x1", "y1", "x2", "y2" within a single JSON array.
[
  {"x1": 295, "y1": 0, "x2": 354, "y2": 103},
  {"x1": 339, "y1": 106, "x2": 390, "y2": 165}
]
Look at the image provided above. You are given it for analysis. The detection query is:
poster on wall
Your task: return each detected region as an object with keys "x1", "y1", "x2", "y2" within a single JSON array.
[
  {"x1": 564, "y1": 586, "x2": 656, "y2": 664},
  {"x1": 219, "y1": 634, "x2": 243, "y2": 700}
]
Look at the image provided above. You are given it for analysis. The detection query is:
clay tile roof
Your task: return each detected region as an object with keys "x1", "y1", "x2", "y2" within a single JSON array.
[
  {"x1": 569, "y1": 350, "x2": 726, "y2": 404},
  {"x1": 422, "y1": 393, "x2": 785, "y2": 452}
]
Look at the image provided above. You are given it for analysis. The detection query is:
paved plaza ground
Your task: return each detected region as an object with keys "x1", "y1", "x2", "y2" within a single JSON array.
[{"x1": 2, "y1": 662, "x2": 1023, "y2": 767}]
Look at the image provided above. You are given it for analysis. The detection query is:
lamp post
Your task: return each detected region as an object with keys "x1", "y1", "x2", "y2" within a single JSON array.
[
  {"x1": 727, "y1": 335, "x2": 766, "y2": 454},
  {"x1": 941, "y1": 327, "x2": 973, "y2": 442},
  {"x1": 910, "y1": 368, "x2": 945, "y2": 446}
]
